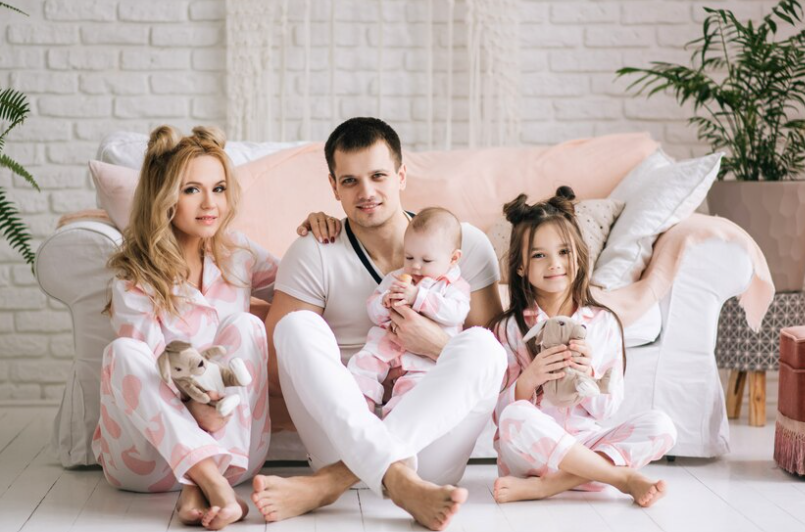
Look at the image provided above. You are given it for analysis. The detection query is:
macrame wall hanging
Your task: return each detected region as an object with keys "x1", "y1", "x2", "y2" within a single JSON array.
[{"x1": 226, "y1": 0, "x2": 520, "y2": 148}]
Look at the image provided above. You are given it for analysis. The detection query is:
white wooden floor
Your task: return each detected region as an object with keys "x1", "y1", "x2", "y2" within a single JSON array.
[{"x1": 1, "y1": 407, "x2": 804, "y2": 532}]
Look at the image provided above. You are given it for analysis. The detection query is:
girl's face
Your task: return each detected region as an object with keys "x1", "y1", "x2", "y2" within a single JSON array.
[
  {"x1": 172, "y1": 155, "x2": 229, "y2": 244},
  {"x1": 518, "y1": 222, "x2": 574, "y2": 299}
]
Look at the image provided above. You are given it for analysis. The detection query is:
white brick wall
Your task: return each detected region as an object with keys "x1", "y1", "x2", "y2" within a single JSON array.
[{"x1": 0, "y1": 0, "x2": 781, "y2": 403}]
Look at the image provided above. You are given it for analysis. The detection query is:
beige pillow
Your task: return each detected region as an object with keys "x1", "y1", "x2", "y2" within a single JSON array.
[{"x1": 486, "y1": 199, "x2": 625, "y2": 284}]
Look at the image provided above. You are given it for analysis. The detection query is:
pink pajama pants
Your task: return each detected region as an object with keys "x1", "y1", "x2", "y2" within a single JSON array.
[
  {"x1": 497, "y1": 400, "x2": 677, "y2": 489},
  {"x1": 93, "y1": 313, "x2": 271, "y2": 492}
]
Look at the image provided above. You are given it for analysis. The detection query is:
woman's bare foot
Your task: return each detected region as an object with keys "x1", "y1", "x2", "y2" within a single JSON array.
[
  {"x1": 177, "y1": 485, "x2": 207, "y2": 525},
  {"x1": 251, "y1": 474, "x2": 341, "y2": 522},
  {"x1": 618, "y1": 471, "x2": 667, "y2": 508},
  {"x1": 493, "y1": 476, "x2": 550, "y2": 503},
  {"x1": 383, "y1": 462, "x2": 468, "y2": 531},
  {"x1": 198, "y1": 478, "x2": 247, "y2": 530}
]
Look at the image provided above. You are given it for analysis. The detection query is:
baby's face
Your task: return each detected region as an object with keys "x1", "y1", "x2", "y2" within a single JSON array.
[{"x1": 403, "y1": 228, "x2": 458, "y2": 283}]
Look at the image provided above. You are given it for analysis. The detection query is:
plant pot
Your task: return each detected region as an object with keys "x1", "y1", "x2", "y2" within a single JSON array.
[{"x1": 707, "y1": 181, "x2": 805, "y2": 292}]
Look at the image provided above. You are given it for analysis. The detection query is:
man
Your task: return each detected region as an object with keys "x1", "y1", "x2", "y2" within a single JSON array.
[{"x1": 252, "y1": 117, "x2": 506, "y2": 531}]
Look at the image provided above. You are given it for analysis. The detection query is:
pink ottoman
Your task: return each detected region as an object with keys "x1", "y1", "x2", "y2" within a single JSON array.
[{"x1": 775, "y1": 326, "x2": 805, "y2": 476}]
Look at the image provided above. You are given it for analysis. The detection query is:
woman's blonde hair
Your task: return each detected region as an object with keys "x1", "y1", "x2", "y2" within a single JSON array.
[
  {"x1": 106, "y1": 125, "x2": 242, "y2": 316},
  {"x1": 488, "y1": 187, "x2": 626, "y2": 371}
]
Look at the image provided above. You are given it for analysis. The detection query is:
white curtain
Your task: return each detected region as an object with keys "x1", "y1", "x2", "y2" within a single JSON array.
[{"x1": 226, "y1": 0, "x2": 520, "y2": 147}]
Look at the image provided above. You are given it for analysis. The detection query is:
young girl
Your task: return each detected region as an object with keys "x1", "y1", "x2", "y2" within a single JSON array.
[
  {"x1": 489, "y1": 187, "x2": 677, "y2": 507},
  {"x1": 93, "y1": 125, "x2": 278, "y2": 530}
]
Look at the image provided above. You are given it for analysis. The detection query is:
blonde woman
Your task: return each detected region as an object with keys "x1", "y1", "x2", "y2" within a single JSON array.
[{"x1": 94, "y1": 125, "x2": 278, "y2": 530}]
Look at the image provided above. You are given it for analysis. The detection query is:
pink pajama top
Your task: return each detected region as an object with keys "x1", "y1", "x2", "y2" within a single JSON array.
[
  {"x1": 493, "y1": 305, "x2": 625, "y2": 443},
  {"x1": 109, "y1": 231, "x2": 279, "y2": 358}
]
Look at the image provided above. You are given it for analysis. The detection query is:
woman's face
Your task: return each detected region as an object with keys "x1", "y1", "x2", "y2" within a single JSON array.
[{"x1": 172, "y1": 155, "x2": 229, "y2": 244}]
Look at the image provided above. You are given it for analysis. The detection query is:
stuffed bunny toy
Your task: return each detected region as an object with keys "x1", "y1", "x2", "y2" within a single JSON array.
[
  {"x1": 523, "y1": 316, "x2": 612, "y2": 408},
  {"x1": 157, "y1": 340, "x2": 253, "y2": 417}
]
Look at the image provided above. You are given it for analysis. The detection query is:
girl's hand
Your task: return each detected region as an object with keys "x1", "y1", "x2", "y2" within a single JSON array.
[
  {"x1": 297, "y1": 212, "x2": 342, "y2": 243},
  {"x1": 185, "y1": 391, "x2": 229, "y2": 433},
  {"x1": 568, "y1": 339, "x2": 593, "y2": 376},
  {"x1": 526, "y1": 344, "x2": 572, "y2": 388}
]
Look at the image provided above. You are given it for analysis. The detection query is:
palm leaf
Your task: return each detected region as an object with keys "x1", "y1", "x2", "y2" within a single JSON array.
[{"x1": 0, "y1": 186, "x2": 35, "y2": 265}]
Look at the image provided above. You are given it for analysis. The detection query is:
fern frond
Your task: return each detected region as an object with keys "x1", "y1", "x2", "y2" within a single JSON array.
[
  {"x1": 0, "y1": 187, "x2": 35, "y2": 265},
  {"x1": 0, "y1": 2, "x2": 28, "y2": 16},
  {"x1": 0, "y1": 88, "x2": 29, "y2": 124},
  {"x1": 0, "y1": 154, "x2": 39, "y2": 191}
]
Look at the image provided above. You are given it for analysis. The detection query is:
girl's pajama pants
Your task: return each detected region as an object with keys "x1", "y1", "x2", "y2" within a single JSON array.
[{"x1": 497, "y1": 400, "x2": 677, "y2": 489}]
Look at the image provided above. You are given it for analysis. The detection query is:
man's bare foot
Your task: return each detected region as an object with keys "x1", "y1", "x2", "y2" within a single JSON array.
[
  {"x1": 198, "y1": 478, "x2": 247, "y2": 530},
  {"x1": 383, "y1": 462, "x2": 468, "y2": 531},
  {"x1": 252, "y1": 474, "x2": 341, "y2": 522},
  {"x1": 493, "y1": 476, "x2": 551, "y2": 503},
  {"x1": 177, "y1": 485, "x2": 207, "y2": 525},
  {"x1": 619, "y1": 471, "x2": 667, "y2": 508}
]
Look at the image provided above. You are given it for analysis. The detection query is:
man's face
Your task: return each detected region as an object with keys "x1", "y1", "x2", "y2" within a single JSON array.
[{"x1": 329, "y1": 141, "x2": 406, "y2": 230}]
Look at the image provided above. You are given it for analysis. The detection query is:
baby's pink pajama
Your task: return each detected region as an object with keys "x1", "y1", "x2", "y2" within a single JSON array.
[
  {"x1": 493, "y1": 305, "x2": 677, "y2": 488},
  {"x1": 348, "y1": 265, "x2": 470, "y2": 417},
  {"x1": 92, "y1": 232, "x2": 279, "y2": 492}
]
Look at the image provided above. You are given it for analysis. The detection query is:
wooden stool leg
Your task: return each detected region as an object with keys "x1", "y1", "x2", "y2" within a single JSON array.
[
  {"x1": 726, "y1": 370, "x2": 747, "y2": 419},
  {"x1": 748, "y1": 371, "x2": 766, "y2": 427}
]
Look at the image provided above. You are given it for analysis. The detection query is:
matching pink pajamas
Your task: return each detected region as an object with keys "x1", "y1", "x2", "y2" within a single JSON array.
[
  {"x1": 348, "y1": 265, "x2": 471, "y2": 417},
  {"x1": 493, "y1": 306, "x2": 677, "y2": 488},
  {"x1": 92, "y1": 232, "x2": 279, "y2": 492}
]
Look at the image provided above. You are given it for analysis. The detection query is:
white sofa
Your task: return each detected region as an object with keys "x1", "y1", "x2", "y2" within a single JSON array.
[{"x1": 36, "y1": 133, "x2": 754, "y2": 467}]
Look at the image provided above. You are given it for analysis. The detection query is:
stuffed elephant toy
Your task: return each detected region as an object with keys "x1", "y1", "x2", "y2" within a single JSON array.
[
  {"x1": 157, "y1": 340, "x2": 253, "y2": 417},
  {"x1": 523, "y1": 316, "x2": 612, "y2": 408}
]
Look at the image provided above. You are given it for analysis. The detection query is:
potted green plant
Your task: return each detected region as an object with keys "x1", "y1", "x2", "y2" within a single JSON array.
[
  {"x1": 1, "y1": 2, "x2": 39, "y2": 266},
  {"x1": 617, "y1": 0, "x2": 805, "y2": 291}
]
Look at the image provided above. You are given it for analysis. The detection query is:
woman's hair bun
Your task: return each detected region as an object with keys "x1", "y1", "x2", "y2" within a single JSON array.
[
  {"x1": 192, "y1": 126, "x2": 226, "y2": 149},
  {"x1": 147, "y1": 125, "x2": 181, "y2": 159}
]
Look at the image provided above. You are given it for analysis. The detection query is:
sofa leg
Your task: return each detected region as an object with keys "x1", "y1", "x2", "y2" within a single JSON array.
[
  {"x1": 748, "y1": 371, "x2": 766, "y2": 427},
  {"x1": 726, "y1": 370, "x2": 746, "y2": 419}
]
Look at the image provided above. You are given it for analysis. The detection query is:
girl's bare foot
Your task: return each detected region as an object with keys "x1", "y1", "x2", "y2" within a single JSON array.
[
  {"x1": 177, "y1": 485, "x2": 207, "y2": 525},
  {"x1": 493, "y1": 476, "x2": 549, "y2": 503},
  {"x1": 619, "y1": 471, "x2": 667, "y2": 508},
  {"x1": 198, "y1": 478, "x2": 247, "y2": 530},
  {"x1": 383, "y1": 462, "x2": 468, "y2": 531},
  {"x1": 251, "y1": 474, "x2": 341, "y2": 522}
]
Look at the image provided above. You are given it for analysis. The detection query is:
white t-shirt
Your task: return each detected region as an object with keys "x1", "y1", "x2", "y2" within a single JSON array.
[{"x1": 276, "y1": 221, "x2": 500, "y2": 364}]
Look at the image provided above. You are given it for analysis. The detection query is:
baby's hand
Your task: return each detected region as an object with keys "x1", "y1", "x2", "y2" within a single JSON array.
[
  {"x1": 382, "y1": 291, "x2": 394, "y2": 309},
  {"x1": 389, "y1": 275, "x2": 417, "y2": 306}
]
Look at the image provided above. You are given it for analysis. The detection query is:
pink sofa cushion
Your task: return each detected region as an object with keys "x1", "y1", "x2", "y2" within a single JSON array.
[{"x1": 90, "y1": 132, "x2": 659, "y2": 257}]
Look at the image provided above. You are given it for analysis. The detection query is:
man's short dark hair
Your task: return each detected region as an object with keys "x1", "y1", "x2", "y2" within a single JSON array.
[{"x1": 324, "y1": 117, "x2": 402, "y2": 176}]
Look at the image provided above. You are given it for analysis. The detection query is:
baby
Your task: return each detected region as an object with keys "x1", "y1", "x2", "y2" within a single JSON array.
[{"x1": 348, "y1": 207, "x2": 471, "y2": 417}]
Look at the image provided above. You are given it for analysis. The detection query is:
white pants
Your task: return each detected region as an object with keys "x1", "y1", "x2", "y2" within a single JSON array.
[{"x1": 275, "y1": 311, "x2": 506, "y2": 495}]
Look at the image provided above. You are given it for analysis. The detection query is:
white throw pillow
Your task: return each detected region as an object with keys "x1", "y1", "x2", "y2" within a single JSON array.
[
  {"x1": 486, "y1": 198, "x2": 625, "y2": 284},
  {"x1": 591, "y1": 149, "x2": 723, "y2": 290}
]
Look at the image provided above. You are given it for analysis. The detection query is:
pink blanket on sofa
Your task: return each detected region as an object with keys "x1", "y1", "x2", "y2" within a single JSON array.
[{"x1": 592, "y1": 213, "x2": 774, "y2": 331}]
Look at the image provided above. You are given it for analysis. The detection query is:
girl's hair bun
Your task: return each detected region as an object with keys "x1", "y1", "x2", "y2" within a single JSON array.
[
  {"x1": 555, "y1": 186, "x2": 576, "y2": 201},
  {"x1": 147, "y1": 125, "x2": 181, "y2": 159},
  {"x1": 192, "y1": 125, "x2": 226, "y2": 149},
  {"x1": 503, "y1": 193, "x2": 533, "y2": 225}
]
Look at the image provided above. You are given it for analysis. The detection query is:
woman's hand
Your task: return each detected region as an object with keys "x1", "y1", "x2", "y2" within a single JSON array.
[
  {"x1": 387, "y1": 305, "x2": 449, "y2": 360},
  {"x1": 568, "y1": 339, "x2": 593, "y2": 376},
  {"x1": 516, "y1": 344, "x2": 572, "y2": 400},
  {"x1": 185, "y1": 391, "x2": 229, "y2": 433},
  {"x1": 297, "y1": 212, "x2": 342, "y2": 243}
]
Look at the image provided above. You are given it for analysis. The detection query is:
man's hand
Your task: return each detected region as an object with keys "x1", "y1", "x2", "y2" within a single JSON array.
[
  {"x1": 387, "y1": 305, "x2": 449, "y2": 360},
  {"x1": 185, "y1": 390, "x2": 229, "y2": 433}
]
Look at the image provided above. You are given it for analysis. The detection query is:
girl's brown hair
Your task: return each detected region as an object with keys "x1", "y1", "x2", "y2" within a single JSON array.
[
  {"x1": 488, "y1": 187, "x2": 626, "y2": 370},
  {"x1": 106, "y1": 125, "x2": 242, "y2": 316}
]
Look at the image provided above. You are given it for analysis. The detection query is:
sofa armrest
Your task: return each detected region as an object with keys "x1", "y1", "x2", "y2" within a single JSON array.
[{"x1": 35, "y1": 220, "x2": 121, "y2": 467}]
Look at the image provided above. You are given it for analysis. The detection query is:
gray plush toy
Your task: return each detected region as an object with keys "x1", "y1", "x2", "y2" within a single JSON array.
[
  {"x1": 157, "y1": 340, "x2": 253, "y2": 417},
  {"x1": 523, "y1": 316, "x2": 612, "y2": 408}
]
